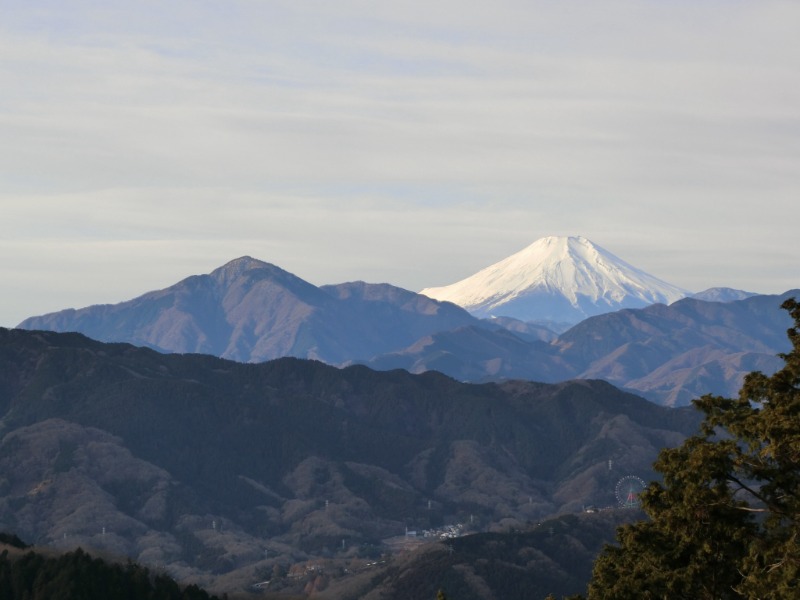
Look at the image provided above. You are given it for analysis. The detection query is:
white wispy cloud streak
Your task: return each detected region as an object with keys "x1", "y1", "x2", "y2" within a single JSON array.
[{"x1": 1, "y1": 0, "x2": 799, "y2": 326}]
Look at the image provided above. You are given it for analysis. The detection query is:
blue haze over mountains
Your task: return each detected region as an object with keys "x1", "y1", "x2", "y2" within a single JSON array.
[
  {"x1": 5, "y1": 240, "x2": 798, "y2": 597},
  {"x1": 18, "y1": 249, "x2": 796, "y2": 407}
]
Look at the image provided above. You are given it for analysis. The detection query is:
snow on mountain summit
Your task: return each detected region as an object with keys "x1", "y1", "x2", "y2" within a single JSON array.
[{"x1": 420, "y1": 236, "x2": 690, "y2": 324}]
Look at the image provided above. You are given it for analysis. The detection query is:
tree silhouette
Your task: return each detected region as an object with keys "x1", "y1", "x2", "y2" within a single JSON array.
[{"x1": 587, "y1": 298, "x2": 800, "y2": 599}]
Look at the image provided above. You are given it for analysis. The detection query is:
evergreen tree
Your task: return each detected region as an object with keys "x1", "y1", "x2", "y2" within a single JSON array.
[
  {"x1": 0, "y1": 546, "x2": 221, "y2": 600},
  {"x1": 587, "y1": 298, "x2": 800, "y2": 599}
]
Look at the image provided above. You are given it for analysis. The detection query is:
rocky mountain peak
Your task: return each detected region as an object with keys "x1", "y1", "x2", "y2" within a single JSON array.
[{"x1": 209, "y1": 256, "x2": 276, "y2": 282}]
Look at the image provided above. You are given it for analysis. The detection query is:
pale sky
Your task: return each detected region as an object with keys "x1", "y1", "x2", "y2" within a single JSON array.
[{"x1": 2, "y1": 1, "x2": 799, "y2": 327}]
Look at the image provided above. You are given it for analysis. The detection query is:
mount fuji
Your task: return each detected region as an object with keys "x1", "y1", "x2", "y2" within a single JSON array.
[{"x1": 420, "y1": 236, "x2": 690, "y2": 325}]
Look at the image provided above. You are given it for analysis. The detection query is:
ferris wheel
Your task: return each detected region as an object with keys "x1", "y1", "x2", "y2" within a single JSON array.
[{"x1": 615, "y1": 475, "x2": 647, "y2": 508}]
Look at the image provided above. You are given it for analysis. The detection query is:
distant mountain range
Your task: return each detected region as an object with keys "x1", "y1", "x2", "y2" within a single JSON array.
[
  {"x1": 4, "y1": 238, "x2": 795, "y2": 597},
  {"x1": 18, "y1": 257, "x2": 477, "y2": 364},
  {"x1": 690, "y1": 287, "x2": 758, "y2": 302},
  {"x1": 420, "y1": 236, "x2": 689, "y2": 325},
  {"x1": 0, "y1": 327, "x2": 700, "y2": 594},
  {"x1": 18, "y1": 253, "x2": 795, "y2": 407},
  {"x1": 370, "y1": 292, "x2": 795, "y2": 406}
]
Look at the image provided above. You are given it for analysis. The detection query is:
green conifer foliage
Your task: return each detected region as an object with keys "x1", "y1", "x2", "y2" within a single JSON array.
[
  {"x1": 0, "y1": 546, "x2": 221, "y2": 600},
  {"x1": 587, "y1": 299, "x2": 800, "y2": 599}
]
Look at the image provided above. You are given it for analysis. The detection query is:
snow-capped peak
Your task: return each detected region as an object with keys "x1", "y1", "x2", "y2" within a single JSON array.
[{"x1": 420, "y1": 236, "x2": 689, "y2": 323}]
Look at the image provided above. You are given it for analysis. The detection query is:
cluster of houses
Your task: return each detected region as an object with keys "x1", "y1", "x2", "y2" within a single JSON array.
[{"x1": 405, "y1": 523, "x2": 464, "y2": 540}]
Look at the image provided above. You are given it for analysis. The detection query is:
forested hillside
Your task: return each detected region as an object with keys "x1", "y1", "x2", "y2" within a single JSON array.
[
  {"x1": 0, "y1": 536, "x2": 220, "y2": 600},
  {"x1": 0, "y1": 326, "x2": 699, "y2": 593}
]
